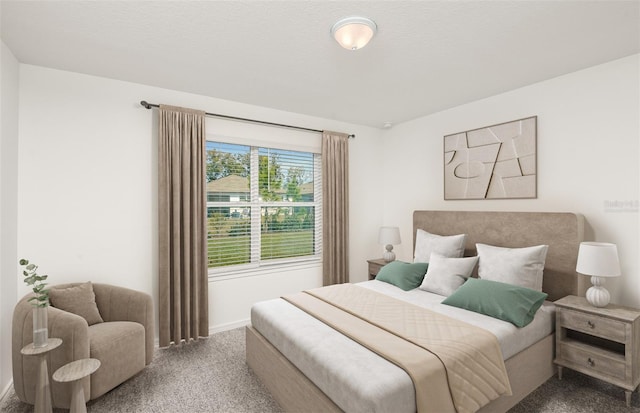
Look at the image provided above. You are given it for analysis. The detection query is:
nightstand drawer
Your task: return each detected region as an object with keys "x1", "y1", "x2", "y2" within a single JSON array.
[
  {"x1": 559, "y1": 341, "x2": 626, "y2": 380},
  {"x1": 558, "y1": 309, "x2": 626, "y2": 343}
]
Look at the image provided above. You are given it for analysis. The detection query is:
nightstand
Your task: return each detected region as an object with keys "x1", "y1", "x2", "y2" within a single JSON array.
[
  {"x1": 554, "y1": 295, "x2": 640, "y2": 407},
  {"x1": 367, "y1": 258, "x2": 388, "y2": 280}
]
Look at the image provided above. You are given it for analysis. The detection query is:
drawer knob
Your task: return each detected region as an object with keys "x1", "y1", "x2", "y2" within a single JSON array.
[
  {"x1": 587, "y1": 358, "x2": 595, "y2": 367},
  {"x1": 587, "y1": 321, "x2": 595, "y2": 329}
]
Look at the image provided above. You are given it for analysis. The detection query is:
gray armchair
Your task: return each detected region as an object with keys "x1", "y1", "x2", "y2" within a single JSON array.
[{"x1": 12, "y1": 283, "x2": 154, "y2": 408}]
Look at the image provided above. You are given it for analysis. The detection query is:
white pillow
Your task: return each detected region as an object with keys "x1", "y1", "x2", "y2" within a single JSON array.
[
  {"x1": 476, "y1": 243, "x2": 549, "y2": 291},
  {"x1": 419, "y1": 253, "x2": 479, "y2": 297},
  {"x1": 414, "y1": 229, "x2": 466, "y2": 263}
]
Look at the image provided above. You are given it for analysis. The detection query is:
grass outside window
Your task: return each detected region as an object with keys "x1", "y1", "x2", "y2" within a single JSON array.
[{"x1": 207, "y1": 230, "x2": 314, "y2": 268}]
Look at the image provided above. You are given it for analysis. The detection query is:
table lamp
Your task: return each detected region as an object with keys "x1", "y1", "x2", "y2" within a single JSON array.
[
  {"x1": 576, "y1": 242, "x2": 621, "y2": 307},
  {"x1": 379, "y1": 226, "x2": 401, "y2": 262}
]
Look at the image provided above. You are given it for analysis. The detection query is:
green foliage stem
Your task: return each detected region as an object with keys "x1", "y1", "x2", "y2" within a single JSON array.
[{"x1": 19, "y1": 259, "x2": 49, "y2": 308}]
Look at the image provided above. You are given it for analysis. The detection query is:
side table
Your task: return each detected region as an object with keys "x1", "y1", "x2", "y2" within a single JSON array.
[
  {"x1": 367, "y1": 258, "x2": 389, "y2": 280},
  {"x1": 21, "y1": 337, "x2": 63, "y2": 413},
  {"x1": 53, "y1": 358, "x2": 101, "y2": 413},
  {"x1": 555, "y1": 295, "x2": 640, "y2": 407}
]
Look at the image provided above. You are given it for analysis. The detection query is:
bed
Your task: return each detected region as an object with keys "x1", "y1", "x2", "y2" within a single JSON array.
[{"x1": 246, "y1": 210, "x2": 587, "y2": 412}]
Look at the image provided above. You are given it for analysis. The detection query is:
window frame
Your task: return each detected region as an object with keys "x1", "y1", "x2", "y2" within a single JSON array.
[{"x1": 206, "y1": 139, "x2": 322, "y2": 277}]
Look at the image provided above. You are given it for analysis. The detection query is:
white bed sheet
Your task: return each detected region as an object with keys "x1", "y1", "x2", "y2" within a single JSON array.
[{"x1": 250, "y1": 280, "x2": 555, "y2": 413}]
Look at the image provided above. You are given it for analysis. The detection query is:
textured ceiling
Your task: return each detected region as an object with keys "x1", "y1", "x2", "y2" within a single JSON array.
[{"x1": 2, "y1": 1, "x2": 639, "y2": 128}]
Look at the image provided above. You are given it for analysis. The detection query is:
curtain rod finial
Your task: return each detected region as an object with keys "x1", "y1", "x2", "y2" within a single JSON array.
[{"x1": 140, "y1": 100, "x2": 151, "y2": 109}]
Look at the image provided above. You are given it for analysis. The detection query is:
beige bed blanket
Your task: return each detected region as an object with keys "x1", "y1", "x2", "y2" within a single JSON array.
[{"x1": 283, "y1": 283, "x2": 511, "y2": 413}]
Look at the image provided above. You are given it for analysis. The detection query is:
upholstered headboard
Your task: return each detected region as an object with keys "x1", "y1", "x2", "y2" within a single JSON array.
[{"x1": 413, "y1": 211, "x2": 587, "y2": 301}]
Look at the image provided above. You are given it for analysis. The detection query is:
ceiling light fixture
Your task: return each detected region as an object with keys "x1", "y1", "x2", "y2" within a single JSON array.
[{"x1": 331, "y1": 16, "x2": 377, "y2": 51}]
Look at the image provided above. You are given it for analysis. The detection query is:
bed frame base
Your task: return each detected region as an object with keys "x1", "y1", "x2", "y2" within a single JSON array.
[
  {"x1": 478, "y1": 333, "x2": 555, "y2": 412},
  {"x1": 246, "y1": 325, "x2": 342, "y2": 412},
  {"x1": 246, "y1": 325, "x2": 555, "y2": 413}
]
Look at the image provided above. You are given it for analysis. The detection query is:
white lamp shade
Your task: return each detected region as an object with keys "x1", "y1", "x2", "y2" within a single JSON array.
[
  {"x1": 576, "y1": 242, "x2": 621, "y2": 278},
  {"x1": 378, "y1": 227, "x2": 401, "y2": 246},
  {"x1": 331, "y1": 17, "x2": 377, "y2": 50}
]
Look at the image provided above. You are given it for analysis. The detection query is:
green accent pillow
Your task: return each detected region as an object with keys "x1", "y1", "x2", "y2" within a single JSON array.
[
  {"x1": 375, "y1": 261, "x2": 429, "y2": 291},
  {"x1": 441, "y1": 278, "x2": 548, "y2": 327}
]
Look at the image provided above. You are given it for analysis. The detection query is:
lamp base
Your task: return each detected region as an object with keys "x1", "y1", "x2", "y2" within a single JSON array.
[
  {"x1": 586, "y1": 276, "x2": 610, "y2": 307},
  {"x1": 383, "y1": 245, "x2": 396, "y2": 262}
]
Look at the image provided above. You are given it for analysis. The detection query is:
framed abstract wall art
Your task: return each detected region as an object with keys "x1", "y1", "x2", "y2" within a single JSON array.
[{"x1": 444, "y1": 116, "x2": 537, "y2": 200}]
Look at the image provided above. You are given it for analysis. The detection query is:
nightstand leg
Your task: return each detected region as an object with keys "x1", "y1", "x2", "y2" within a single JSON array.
[
  {"x1": 557, "y1": 366, "x2": 563, "y2": 380},
  {"x1": 626, "y1": 390, "x2": 632, "y2": 407}
]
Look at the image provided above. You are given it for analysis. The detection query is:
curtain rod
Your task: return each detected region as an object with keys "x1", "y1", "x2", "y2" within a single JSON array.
[{"x1": 140, "y1": 101, "x2": 355, "y2": 139}]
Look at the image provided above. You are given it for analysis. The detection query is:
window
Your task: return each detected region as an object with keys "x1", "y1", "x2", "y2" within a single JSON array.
[{"x1": 206, "y1": 141, "x2": 321, "y2": 274}]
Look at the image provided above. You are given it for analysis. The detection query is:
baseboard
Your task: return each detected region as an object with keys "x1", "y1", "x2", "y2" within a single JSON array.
[
  {"x1": 153, "y1": 319, "x2": 250, "y2": 347},
  {"x1": 0, "y1": 379, "x2": 13, "y2": 405},
  {"x1": 210, "y1": 319, "x2": 250, "y2": 334}
]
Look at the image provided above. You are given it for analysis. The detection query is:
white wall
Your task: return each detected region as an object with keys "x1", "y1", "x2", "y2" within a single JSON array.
[
  {"x1": 381, "y1": 54, "x2": 640, "y2": 307},
  {"x1": 16, "y1": 65, "x2": 384, "y2": 335},
  {"x1": 0, "y1": 41, "x2": 20, "y2": 398}
]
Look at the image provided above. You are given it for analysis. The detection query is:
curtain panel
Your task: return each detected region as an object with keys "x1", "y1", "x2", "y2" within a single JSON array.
[
  {"x1": 158, "y1": 105, "x2": 209, "y2": 347},
  {"x1": 322, "y1": 131, "x2": 350, "y2": 285}
]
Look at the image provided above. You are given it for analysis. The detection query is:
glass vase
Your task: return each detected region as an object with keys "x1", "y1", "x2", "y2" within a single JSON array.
[{"x1": 32, "y1": 305, "x2": 48, "y2": 348}]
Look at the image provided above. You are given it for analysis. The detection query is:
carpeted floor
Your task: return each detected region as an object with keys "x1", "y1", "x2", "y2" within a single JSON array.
[{"x1": 1, "y1": 327, "x2": 638, "y2": 412}]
